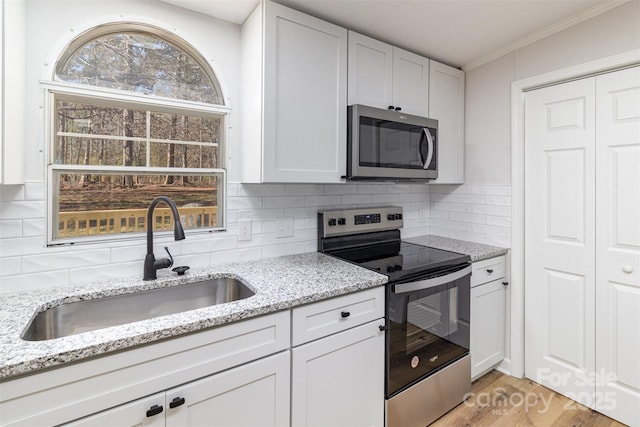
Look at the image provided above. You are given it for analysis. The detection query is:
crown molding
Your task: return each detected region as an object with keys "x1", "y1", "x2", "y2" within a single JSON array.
[{"x1": 462, "y1": 0, "x2": 630, "y2": 72}]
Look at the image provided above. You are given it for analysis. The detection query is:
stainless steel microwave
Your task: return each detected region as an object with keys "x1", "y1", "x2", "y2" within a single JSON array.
[{"x1": 346, "y1": 104, "x2": 437, "y2": 181}]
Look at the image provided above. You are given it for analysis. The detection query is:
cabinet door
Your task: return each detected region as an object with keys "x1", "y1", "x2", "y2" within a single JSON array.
[
  {"x1": 429, "y1": 60, "x2": 465, "y2": 184},
  {"x1": 263, "y1": 2, "x2": 347, "y2": 183},
  {"x1": 292, "y1": 320, "x2": 385, "y2": 427},
  {"x1": 392, "y1": 47, "x2": 429, "y2": 117},
  {"x1": 470, "y1": 279, "x2": 505, "y2": 379},
  {"x1": 62, "y1": 393, "x2": 165, "y2": 427},
  {"x1": 347, "y1": 31, "x2": 393, "y2": 109},
  {"x1": 165, "y1": 351, "x2": 290, "y2": 427}
]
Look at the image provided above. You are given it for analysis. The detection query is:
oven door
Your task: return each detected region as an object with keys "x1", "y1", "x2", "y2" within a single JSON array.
[{"x1": 385, "y1": 265, "x2": 471, "y2": 398}]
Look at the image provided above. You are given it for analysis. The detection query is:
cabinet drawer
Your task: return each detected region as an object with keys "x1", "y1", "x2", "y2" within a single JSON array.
[
  {"x1": 471, "y1": 256, "x2": 506, "y2": 288},
  {"x1": 292, "y1": 287, "x2": 384, "y2": 346}
]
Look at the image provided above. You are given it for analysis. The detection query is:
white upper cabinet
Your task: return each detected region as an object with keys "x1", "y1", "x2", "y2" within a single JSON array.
[
  {"x1": 0, "y1": 0, "x2": 25, "y2": 184},
  {"x1": 240, "y1": 1, "x2": 348, "y2": 183},
  {"x1": 429, "y1": 60, "x2": 465, "y2": 184},
  {"x1": 348, "y1": 31, "x2": 429, "y2": 117}
]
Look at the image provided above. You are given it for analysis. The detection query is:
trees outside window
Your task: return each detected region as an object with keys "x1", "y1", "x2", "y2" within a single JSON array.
[{"x1": 48, "y1": 26, "x2": 227, "y2": 244}]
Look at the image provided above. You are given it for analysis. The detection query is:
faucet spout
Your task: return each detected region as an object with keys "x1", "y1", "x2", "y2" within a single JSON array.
[{"x1": 144, "y1": 196, "x2": 186, "y2": 281}]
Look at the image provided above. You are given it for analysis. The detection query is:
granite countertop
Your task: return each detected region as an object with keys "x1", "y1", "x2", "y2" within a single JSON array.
[
  {"x1": 0, "y1": 236, "x2": 506, "y2": 381},
  {"x1": 406, "y1": 235, "x2": 509, "y2": 262},
  {"x1": 0, "y1": 252, "x2": 387, "y2": 380}
]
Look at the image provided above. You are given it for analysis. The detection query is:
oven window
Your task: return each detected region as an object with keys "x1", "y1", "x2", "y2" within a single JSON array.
[{"x1": 386, "y1": 277, "x2": 470, "y2": 397}]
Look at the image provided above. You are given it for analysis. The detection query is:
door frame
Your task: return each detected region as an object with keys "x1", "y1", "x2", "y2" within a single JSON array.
[{"x1": 509, "y1": 49, "x2": 640, "y2": 378}]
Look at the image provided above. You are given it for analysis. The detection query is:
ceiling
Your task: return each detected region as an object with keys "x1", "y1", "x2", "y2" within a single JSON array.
[{"x1": 159, "y1": 0, "x2": 624, "y2": 70}]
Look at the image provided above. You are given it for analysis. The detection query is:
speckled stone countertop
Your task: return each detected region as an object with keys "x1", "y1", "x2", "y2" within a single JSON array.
[
  {"x1": 0, "y1": 252, "x2": 387, "y2": 381},
  {"x1": 405, "y1": 235, "x2": 509, "y2": 262}
]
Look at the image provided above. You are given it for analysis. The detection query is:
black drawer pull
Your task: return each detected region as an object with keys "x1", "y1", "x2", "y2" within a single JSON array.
[
  {"x1": 502, "y1": 281, "x2": 509, "y2": 286},
  {"x1": 486, "y1": 269, "x2": 494, "y2": 274},
  {"x1": 169, "y1": 397, "x2": 186, "y2": 409},
  {"x1": 341, "y1": 311, "x2": 351, "y2": 318},
  {"x1": 146, "y1": 405, "x2": 163, "y2": 417}
]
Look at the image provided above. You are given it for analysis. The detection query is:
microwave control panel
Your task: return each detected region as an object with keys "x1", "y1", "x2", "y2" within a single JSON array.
[{"x1": 318, "y1": 206, "x2": 403, "y2": 238}]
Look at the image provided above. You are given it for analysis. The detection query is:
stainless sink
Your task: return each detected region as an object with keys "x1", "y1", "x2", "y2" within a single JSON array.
[{"x1": 22, "y1": 277, "x2": 255, "y2": 341}]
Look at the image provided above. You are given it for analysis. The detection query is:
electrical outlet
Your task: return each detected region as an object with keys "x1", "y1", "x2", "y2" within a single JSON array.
[
  {"x1": 276, "y1": 217, "x2": 294, "y2": 238},
  {"x1": 238, "y1": 219, "x2": 252, "y2": 241}
]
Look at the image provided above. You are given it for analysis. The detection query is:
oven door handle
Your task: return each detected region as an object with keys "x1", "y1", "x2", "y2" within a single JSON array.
[{"x1": 392, "y1": 265, "x2": 472, "y2": 294}]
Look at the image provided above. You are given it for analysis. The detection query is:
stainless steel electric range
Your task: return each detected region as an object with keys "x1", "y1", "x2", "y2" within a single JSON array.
[{"x1": 318, "y1": 206, "x2": 472, "y2": 427}]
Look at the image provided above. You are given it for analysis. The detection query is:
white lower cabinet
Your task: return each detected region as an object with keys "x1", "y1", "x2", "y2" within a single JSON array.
[
  {"x1": 292, "y1": 321, "x2": 384, "y2": 427},
  {"x1": 65, "y1": 352, "x2": 290, "y2": 426},
  {"x1": 291, "y1": 287, "x2": 385, "y2": 427},
  {"x1": 470, "y1": 255, "x2": 507, "y2": 380}
]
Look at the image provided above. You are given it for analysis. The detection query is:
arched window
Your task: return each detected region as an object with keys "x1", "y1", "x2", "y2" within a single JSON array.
[{"x1": 48, "y1": 25, "x2": 227, "y2": 244}]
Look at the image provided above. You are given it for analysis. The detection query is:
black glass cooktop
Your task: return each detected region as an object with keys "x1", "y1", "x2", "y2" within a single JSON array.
[{"x1": 327, "y1": 240, "x2": 470, "y2": 283}]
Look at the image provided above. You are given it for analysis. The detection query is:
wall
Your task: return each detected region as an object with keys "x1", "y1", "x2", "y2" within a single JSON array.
[{"x1": 463, "y1": 0, "x2": 640, "y2": 185}]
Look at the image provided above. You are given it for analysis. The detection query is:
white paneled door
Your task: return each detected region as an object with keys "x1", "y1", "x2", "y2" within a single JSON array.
[
  {"x1": 525, "y1": 66, "x2": 640, "y2": 427},
  {"x1": 524, "y1": 77, "x2": 597, "y2": 405},
  {"x1": 594, "y1": 67, "x2": 640, "y2": 426}
]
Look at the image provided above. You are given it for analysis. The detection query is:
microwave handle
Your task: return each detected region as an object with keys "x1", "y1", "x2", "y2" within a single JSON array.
[{"x1": 421, "y1": 128, "x2": 434, "y2": 170}]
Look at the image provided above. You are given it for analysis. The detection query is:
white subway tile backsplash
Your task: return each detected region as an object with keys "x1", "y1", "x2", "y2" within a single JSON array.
[
  {"x1": 0, "y1": 201, "x2": 45, "y2": 220},
  {"x1": 342, "y1": 194, "x2": 372, "y2": 205},
  {"x1": 238, "y1": 183, "x2": 284, "y2": 197},
  {"x1": 0, "y1": 220, "x2": 22, "y2": 239},
  {"x1": 22, "y1": 219, "x2": 45, "y2": 237},
  {"x1": 1, "y1": 270, "x2": 69, "y2": 294},
  {"x1": 0, "y1": 185, "x2": 25, "y2": 202},
  {"x1": 357, "y1": 184, "x2": 391, "y2": 194},
  {"x1": 371, "y1": 194, "x2": 399, "y2": 204},
  {"x1": 468, "y1": 204, "x2": 509, "y2": 216},
  {"x1": 238, "y1": 208, "x2": 284, "y2": 220},
  {"x1": 304, "y1": 195, "x2": 341, "y2": 207},
  {"x1": 24, "y1": 183, "x2": 45, "y2": 201},
  {"x1": 70, "y1": 261, "x2": 140, "y2": 285},
  {"x1": 0, "y1": 182, "x2": 511, "y2": 292},
  {"x1": 285, "y1": 184, "x2": 324, "y2": 196},
  {"x1": 0, "y1": 256, "x2": 21, "y2": 276},
  {"x1": 324, "y1": 184, "x2": 357, "y2": 195},
  {"x1": 263, "y1": 196, "x2": 306, "y2": 209},
  {"x1": 22, "y1": 249, "x2": 111, "y2": 274},
  {"x1": 486, "y1": 215, "x2": 512, "y2": 227},
  {"x1": 211, "y1": 247, "x2": 262, "y2": 265},
  {"x1": 470, "y1": 223, "x2": 510, "y2": 237},
  {"x1": 449, "y1": 212, "x2": 486, "y2": 224},
  {"x1": 449, "y1": 194, "x2": 486, "y2": 205},
  {"x1": 227, "y1": 196, "x2": 262, "y2": 210},
  {"x1": 486, "y1": 195, "x2": 511, "y2": 206}
]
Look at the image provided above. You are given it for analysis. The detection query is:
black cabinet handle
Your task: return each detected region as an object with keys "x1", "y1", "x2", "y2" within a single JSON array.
[
  {"x1": 146, "y1": 405, "x2": 163, "y2": 417},
  {"x1": 395, "y1": 107, "x2": 401, "y2": 111},
  {"x1": 388, "y1": 105, "x2": 395, "y2": 110},
  {"x1": 341, "y1": 311, "x2": 351, "y2": 318},
  {"x1": 169, "y1": 397, "x2": 186, "y2": 409},
  {"x1": 502, "y1": 281, "x2": 509, "y2": 286},
  {"x1": 486, "y1": 269, "x2": 494, "y2": 274},
  {"x1": 379, "y1": 324, "x2": 386, "y2": 331}
]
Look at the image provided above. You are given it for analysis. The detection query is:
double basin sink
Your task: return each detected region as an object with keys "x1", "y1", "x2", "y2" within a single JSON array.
[{"x1": 22, "y1": 277, "x2": 255, "y2": 341}]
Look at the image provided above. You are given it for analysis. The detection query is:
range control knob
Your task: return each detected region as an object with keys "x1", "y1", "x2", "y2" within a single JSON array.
[
  {"x1": 328, "y1": 219, "x2": 337, "y2": 226},
  {"x1": 395, "y1": 213, "x2": 403, "y2": 220},
  {"x1": 387, "y1": 265, "x2": 395, "y2": 273},
  {"x1": 338, "y1": 218, "x2": 346, "y2": 225},
  {"x1": 387, "y1": 214, "x2": 395, "y2": 220}
]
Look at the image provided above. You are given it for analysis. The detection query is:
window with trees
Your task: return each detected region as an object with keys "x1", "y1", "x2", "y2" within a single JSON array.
[{"x1": 48, "y1": 26, "x2": 227, "y2": 244}]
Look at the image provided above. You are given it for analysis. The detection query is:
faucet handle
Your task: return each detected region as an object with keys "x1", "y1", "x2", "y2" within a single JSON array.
[{"x1": 164, "y1": 246, "x2": 174, "y2": 269}]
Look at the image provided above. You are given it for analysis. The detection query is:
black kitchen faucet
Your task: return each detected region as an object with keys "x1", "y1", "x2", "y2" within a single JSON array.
[{"x1": 143, "y1": 196, "x2": 186, "y2": 280}]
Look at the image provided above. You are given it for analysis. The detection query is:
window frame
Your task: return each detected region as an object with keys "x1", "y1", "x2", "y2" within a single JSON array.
[{"x1": 44, "y1": 81, "x2": 230, "y2": 246}]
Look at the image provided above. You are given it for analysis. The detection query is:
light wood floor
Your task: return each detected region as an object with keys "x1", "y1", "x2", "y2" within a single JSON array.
[{"x1": 430, "y1": 370, "x2": 626, "y2": 427}]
